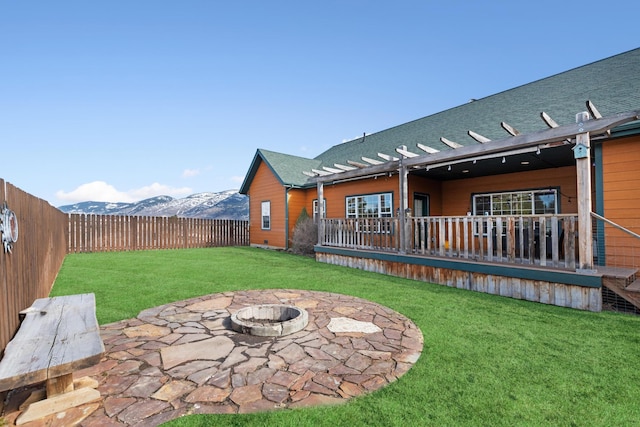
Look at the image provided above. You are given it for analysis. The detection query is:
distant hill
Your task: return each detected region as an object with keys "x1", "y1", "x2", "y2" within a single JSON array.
[{"x1": 58, "y1": 190, "x2": 249, "y2": 220}]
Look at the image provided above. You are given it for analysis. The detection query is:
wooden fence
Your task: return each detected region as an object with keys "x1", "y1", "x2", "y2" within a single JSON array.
[
  {"x1": 67, "y1": 214, "x2": 249, "y2": 253},
  {"x1": 1, "y1": 177, "x2": 250, "y2": 355},
  {"x1": 0, "y1": 180, "x2": 68, "y2": 354}
]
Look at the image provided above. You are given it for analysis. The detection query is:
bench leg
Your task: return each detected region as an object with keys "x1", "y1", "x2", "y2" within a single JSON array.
[
  {"x1": 15, "y1": 376, "x2": 100, "y2": 425},
  {"x1": 46, "y1": 373, "x2": 74, "y2": 396}
]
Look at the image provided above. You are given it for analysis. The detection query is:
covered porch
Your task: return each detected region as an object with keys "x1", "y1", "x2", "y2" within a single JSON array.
[{"x1": 310, "y1": 108, "x2": 640, "y2": 312}]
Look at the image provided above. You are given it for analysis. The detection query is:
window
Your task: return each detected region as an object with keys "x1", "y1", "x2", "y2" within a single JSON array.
[
  {"x1": 472, "y1": 189, "x2": 557, "y2": 216},
  {"x1": 346, "y1": 193, "x2": 393, "y2": 218},
  {"x1": 261, "y1": 201, "x2": 271, "y2": 230},
  {"x1": 313, "y1": 199, "x2": 326, "y2": 222},
  {"x1": 472, "y1": 189, "x2": 558, "y2": 235}
]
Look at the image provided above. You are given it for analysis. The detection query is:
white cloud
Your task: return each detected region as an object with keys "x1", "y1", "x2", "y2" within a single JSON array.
[
  {"x1": 56, "y1": 181, "x2": 193, "y2": 203},
  {"x1": 230, "y1": 175, "x2": 244, "y2": 183},
  {"x1": 182, "y1": 168, "x2": 200, "y2": 178},
  {"x1": 129, "y1": 182, "x2": 192, "y2": 200}
]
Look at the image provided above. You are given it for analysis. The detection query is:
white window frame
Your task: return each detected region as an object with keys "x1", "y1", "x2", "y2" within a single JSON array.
[
  {"x1": 313, "y1": 199, "x2": 326, "y2": 222},
  {"x1": 261, "y1": 201, "x2": 271, "y2": 230},
  {"x1": 345, "y1": 193, "x2": 393, "y2": 219},
  {"x1": 472, "y1": 188, "x2": 558, "y2": 235}
]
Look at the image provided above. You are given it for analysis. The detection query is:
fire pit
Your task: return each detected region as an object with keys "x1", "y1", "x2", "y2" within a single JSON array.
[{"x1": 230, "y1": 304, "x2": 309, "y2": 337}]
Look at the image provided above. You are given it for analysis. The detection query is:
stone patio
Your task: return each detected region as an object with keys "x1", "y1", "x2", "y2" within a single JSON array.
[{"x1": 1, "y1": 289, "x2": 423, "y2": 426}]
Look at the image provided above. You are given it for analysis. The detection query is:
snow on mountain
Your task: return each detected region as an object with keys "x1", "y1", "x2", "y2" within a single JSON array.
[{"x1": 58, "y1": 190, "x2": 248, "y2": 220}]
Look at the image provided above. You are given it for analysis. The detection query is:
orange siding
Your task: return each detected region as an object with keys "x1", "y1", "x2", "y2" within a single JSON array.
[
  {"x1": 602, "y1": 135, "x2": 640, "y2": 267},
  {"x1": 246, "y1": 161, "x2": 287, "y2": 248},
  {"x1": 287, "y1": 188, "x2": 308, "y2": 247},
  {"x1": 439, "y1": 166, "x2": 578, "y2": 216},
  {"x1": 409, "y1": 175, "x2": 443, "y2": 216},
  {"x1": 323, "y1": 176, "x2": 399, "y2": 216}
]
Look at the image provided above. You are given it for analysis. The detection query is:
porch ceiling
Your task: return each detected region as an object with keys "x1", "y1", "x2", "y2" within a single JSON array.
[{"x1": 412, "y1": 143, "x2": 575, "y2": 180}]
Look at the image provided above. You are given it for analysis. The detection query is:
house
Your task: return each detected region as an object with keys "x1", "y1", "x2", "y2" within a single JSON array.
[{"x1": 240, "y1": 48, "x2": 640, "y2": 312}]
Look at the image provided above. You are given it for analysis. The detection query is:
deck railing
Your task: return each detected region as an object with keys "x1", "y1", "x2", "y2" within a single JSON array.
[
  {"x1": 592, "y1": 213, "x2": 640, "y2": 270},
  {"x1": 320, "y1": 214, "x2": 580, "y2": 269}
]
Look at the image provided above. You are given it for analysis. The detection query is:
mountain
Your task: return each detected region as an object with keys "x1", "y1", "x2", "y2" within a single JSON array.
[{"x1": 58, "y1": 190, "x2": 249, "y2": 220}]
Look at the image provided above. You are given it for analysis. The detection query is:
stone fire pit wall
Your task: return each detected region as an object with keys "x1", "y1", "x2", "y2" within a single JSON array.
[{"x1": 230, "y1": 304, "x2": 309, "y2": 337}]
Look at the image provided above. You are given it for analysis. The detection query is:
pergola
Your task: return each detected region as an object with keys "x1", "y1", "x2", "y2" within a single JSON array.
[{"x1": 308, "y1": 105, "x2": 640, "y2": 272}]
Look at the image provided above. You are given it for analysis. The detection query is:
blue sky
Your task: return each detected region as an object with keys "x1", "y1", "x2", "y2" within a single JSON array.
[{"x1": 1, "y1": 1, "x2": 638, "y2": 207}]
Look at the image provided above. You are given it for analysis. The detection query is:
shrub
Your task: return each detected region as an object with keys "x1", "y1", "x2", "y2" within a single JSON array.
[{"x1": 291, "y1": 208, "x2": 317, "y2": 256}]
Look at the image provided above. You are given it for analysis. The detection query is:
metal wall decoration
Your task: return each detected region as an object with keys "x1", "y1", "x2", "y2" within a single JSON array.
[{"x1": 1, "y1": 202, "x2": 18, "y2": 253}]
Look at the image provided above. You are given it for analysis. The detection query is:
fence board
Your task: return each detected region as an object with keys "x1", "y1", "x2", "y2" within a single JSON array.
[
  {"x1": 1, "y1": 180, "x2": 68, "y2": 354},
  {"x1": 67, "y1": 214, "x2": 249, "y2": 253}
]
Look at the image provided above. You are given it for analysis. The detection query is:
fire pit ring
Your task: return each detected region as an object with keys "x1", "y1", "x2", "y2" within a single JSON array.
[{"x1": 230, "y1": 304, "x2": 309, "y2": 337}]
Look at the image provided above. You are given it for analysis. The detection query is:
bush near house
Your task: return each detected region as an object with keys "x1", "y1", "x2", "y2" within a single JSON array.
[{"x1": 292, "y1": 208, "x2": 317, "y2": 256}]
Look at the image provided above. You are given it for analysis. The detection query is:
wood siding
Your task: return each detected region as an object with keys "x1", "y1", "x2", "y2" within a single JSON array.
[
  {"x1": 0, "y1": 180, "x2": 68, "y2": 355},
  {"x1": 247, "y1": 162, "x2": 287, "y2": 248},
  {"x1": 440, "y1": 166, "x2": 578, "y2": 216},
  {"x1": 286, "y1": 188, "x2": 308, "y2": 248},
  {"x1": 317, "y1": 251, "x2": 602, "y2": 312},
  {"x1": 410, "y1": 175, "x2": 443, "y2": 216},
  {"x1": 323, "y1": 175, "x2": 399, "y2": 217},
  {"x1": 602, "y1": 135, "x2": 640, "y2": 267},
  {"x1": 318, "y1": 168, "x2": 576, "y2": 219}
]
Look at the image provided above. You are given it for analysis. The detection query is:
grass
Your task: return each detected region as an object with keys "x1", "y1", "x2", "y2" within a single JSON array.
[{"x1": 51, "y1": 247, "x2": 640, "y2": 426}]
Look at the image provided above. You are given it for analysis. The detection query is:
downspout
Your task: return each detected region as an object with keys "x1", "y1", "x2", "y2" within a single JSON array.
[{"x1": 285, "y1": 187, "x2": 290, "y2": 250}]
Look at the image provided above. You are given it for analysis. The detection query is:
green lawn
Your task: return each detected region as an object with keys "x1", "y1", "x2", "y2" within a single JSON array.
[{"x1": 51, "y1": 247, "x2": 640, "y2": 426}]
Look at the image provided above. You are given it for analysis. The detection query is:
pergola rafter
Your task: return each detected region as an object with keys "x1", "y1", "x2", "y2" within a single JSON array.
[
  {"x1": 440, "y1": 137, "x2": 463, "y2": 149},
  {"x1": 378, "y1": 152, "x2": 399, "y2": 161},
  {"x1": 417, "y1": 143, "x2": 439, "y2": 154},
  {"x1": 501, "y1": 121, "x2": 520, "y2": 136},
  {"x1": 468, "y1": 130, "x2": 491, "y2": 143}
]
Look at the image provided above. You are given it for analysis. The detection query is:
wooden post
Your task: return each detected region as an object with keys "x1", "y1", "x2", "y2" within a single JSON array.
[
  {"x1": 317, "y1": 181, "x2": 325, "y2": 246},
  {"x1": 575, "y1": 112, "x2": 594, "y2": 272},
  {"x1": 398, "y1": 161, "x2": 409, "y2": 254}
]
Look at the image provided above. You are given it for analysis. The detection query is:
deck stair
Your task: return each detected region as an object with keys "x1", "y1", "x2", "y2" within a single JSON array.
[{"x1": 599, "y1": 266, "x2": 640, "y2": 312}]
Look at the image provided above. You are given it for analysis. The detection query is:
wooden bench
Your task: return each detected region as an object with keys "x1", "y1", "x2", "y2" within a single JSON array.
[{"x1": 0, "y1": 293, "x2": 104, "y2": 425}]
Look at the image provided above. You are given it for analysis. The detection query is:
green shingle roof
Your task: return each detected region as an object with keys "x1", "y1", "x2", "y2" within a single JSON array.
[
  {"x1": 241, "y1": 47, "x2": 640, "y2": 193},
  {"x1": 239, "y1": 149, "x2": 321, "y2": 193}
]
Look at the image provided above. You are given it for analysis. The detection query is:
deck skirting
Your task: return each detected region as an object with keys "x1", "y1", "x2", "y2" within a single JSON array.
[{"x1": 315, "y1": 247, "x2": 602, "y2": 312}]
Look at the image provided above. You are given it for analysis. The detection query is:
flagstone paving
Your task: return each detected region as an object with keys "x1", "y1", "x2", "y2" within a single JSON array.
[{"x1": 1, "y1": 289, "x2": 423, "y2": 426}]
